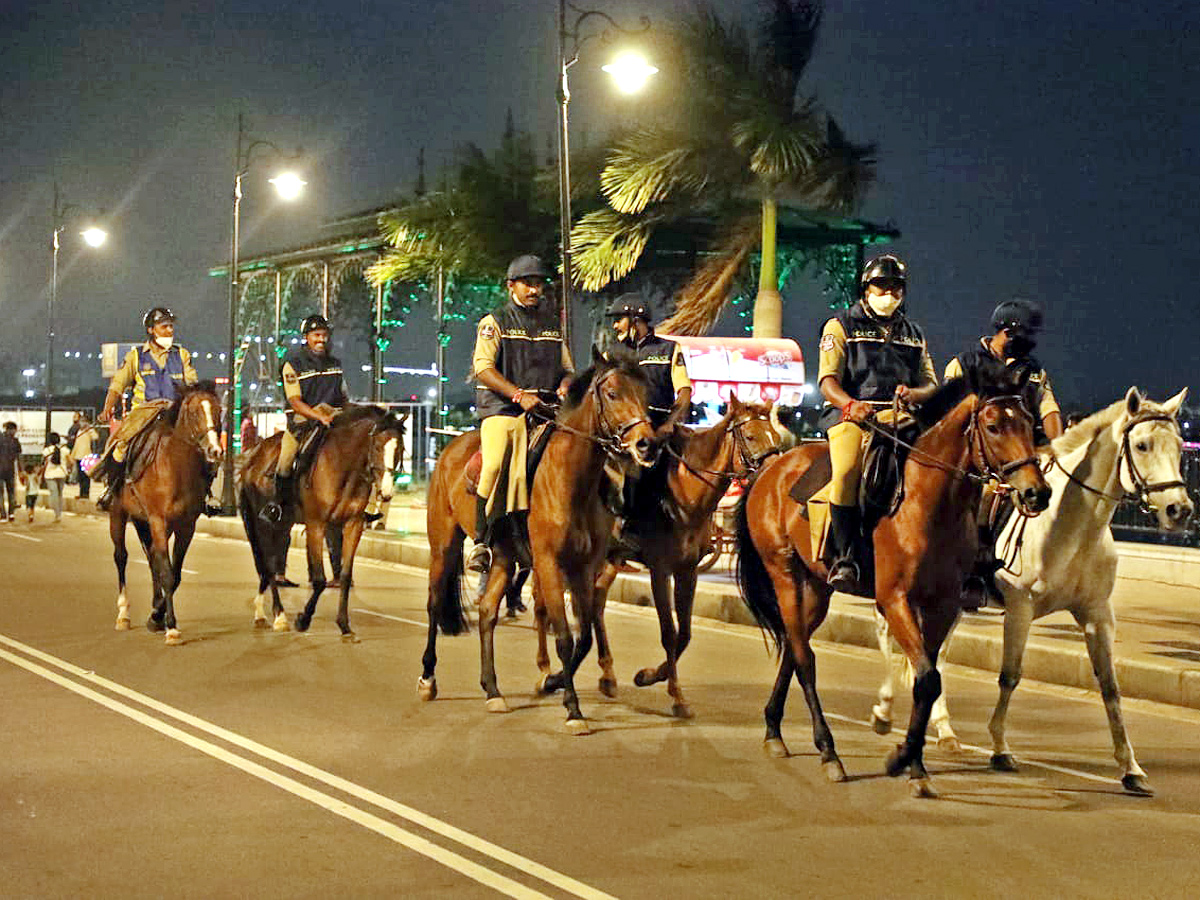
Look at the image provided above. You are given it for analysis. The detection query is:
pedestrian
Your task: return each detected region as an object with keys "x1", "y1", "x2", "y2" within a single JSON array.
[
  {"x1": 240, "y1": 407, "x2": 259, "y2": 452},
  {"x1": 65, "y1": 412, "x2": 82, "y2": 484},
  {"x1": 41, "y1": 432, "x2": 68, "y2": 523},
  {"x1": 22, "y1": 463, "x2": 41, "y2": 523},
  {"x1": 0, "y1": 421, "x2": 20, "y2": 522},
  {"x1": 71, "y1": 418, "x2": 99, "y2": 500}
]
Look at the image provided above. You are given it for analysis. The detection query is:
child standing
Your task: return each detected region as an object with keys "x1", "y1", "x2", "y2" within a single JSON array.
[
  {"x1": 22, "y1": 463, "x2": 41, "y2": 523},
  {"x1": 42, "y1": 432, "x2": 67, "y2": 523}
]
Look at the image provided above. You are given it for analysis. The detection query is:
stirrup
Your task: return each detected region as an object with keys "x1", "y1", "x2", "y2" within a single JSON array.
[
  {"x1": 466, "y1": 542, "x2": 491, "y2": 574},
  {"x1": 362, "y1": 510, "x2": 384, "y2": 524},
  {"x1": 95, "y1": 484, "x2": 117, "y2": 512},
  {"x1": 828, "y1": 557, "x2": 861, "y2": 593}
]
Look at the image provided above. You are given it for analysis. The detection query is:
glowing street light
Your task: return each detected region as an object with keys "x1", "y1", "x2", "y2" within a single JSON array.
[
  {"x1": 602, "y1": 51, "x2": 659, "y2": 95},
  {"x1": 268, "y1": 171, "x2": 306, "y2": 201}
]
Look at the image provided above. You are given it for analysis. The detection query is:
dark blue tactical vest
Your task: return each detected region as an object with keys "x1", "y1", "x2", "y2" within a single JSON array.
[{"x1": 137, "y1": 346, "x2": 186, "y2": 402}]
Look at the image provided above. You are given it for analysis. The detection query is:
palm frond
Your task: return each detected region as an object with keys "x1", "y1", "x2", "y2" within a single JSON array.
[
  {"x1": 570, "y1": 208, "x2": 668, "y2": 292},
  {"x1": 660, "y1": 216, "x2": 760, "y2": 335},
  {"x1": 600, "y1": 129, "x2": 717, "y2": 214},
  {"x1": 789, "y1": 115, "x2": 878, "y2": 213}
]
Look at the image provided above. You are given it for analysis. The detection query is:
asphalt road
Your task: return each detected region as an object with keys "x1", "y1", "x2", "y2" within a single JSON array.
[{"x1": 4, "y1": 513, "x2": 1200, "y2": 899}]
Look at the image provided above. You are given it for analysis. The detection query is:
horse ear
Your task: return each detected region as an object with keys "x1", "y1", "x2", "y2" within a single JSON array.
[
  {"x1": 591, "y1": 344, "x2": 606, "y2": 367},
  {"x1": 1162, "y1": 388, "x2": 1188, "y2": 418},
  {"x1": 728, "y1": 393, "x2": 743, "y2": 412},
  {"x1": 1125, "y1": 386, "x2": 1142, "y2": 417}
]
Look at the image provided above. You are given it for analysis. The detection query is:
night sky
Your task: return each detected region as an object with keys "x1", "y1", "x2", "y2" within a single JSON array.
[{"x1": 1, "y1": 0, "x2": 1196, "y2": 412}]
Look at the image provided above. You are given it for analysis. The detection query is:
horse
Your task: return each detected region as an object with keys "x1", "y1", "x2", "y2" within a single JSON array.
[
  {"x1": 239, "y1": 406, "x2": 407, "y2": 641},
  {"x1": 419, "y1": 356, "x2": 657, "y2": 728},
  {"x1": 873, "y1": 387, "x2": 1191, "y2": 796},
  {"x1": 561, "y1": 394, "x2": 780, "y2": 719},
  {"x1": 109, "y1": 382, "x2": 223, "y2": 645},
  {"x1": 735, "y1": 361, "x2": 1051, "y2": 796}
]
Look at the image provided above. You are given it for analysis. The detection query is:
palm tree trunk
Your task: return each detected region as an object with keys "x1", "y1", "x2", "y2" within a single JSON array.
[{"x1": 752, "y1": 197, "x2": 782, "y2": 338}]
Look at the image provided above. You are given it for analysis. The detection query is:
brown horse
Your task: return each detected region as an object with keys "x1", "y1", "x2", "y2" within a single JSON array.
[
  {"x1": 553, "y1": 394, "x2": 781, "y2": 718},
  {"x1": 239, "y1": 406, "x2": 407, "y2": 641},
  {"x1": 419, "y1": 356, "x2": 657, "y2": 728},
  {"x1": 110, "y1": 382, "x2": 223, "y2": 645},
  {"x1": 735, "y1": 361, "x2": 1051, "y2": 796}
]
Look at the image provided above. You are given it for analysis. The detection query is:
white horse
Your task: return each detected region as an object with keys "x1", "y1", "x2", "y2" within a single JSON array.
[{"x1": 871, "y1": 387, "x2": 1192, "y2": 795}]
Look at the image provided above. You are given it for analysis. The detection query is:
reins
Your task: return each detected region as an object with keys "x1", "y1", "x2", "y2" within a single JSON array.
[
  {"x1": 529, "y1": 368, "x2": 650, "y2": 459},
  {"x1": 664, "y1": 414, "x2": 780, "y2": 486},
  {"x1": 1051, "y1": 412, "x2": 1185, "y2": 508}
]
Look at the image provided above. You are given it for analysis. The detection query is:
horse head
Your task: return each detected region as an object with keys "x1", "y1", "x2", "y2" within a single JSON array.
[
  {"x1": 173, "y1": 382, "x2": 223, "y2": 465},
  {"x1": 1114, "y1": 387, "x2": 1192, "y2": 530},
  {"x1": 370, "y1": 410, "x2": 409, "y2": 506},
  {"x1": 566, "y1": 354, "x2": 657, "y2": 467},
  {"x1": 722, "y1": 394, "x2": 780, "y2": 476},
  {"x1": 967, "y1": 358, "x2": 1052, "y2": 514}
]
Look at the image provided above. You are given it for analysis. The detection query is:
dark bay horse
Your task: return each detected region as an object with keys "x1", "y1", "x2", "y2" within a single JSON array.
[
  {"x1": 110, "y1": 382, "x2": 223, "y2": 645},
  {"x1": 736, "y1": 363, "x2": 1051, "y2": 796},
  {"x1": 420, "y1": 357, "x2": 657, "y2": 729},
  {"x1": 239, "y1": 406, "x2": 407, "y2": 641},
  {"x1": 575, "y1": 394, "x2": 780, "y2": 718}
]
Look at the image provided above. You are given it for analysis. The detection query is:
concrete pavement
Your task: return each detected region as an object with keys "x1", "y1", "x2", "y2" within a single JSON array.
[{"x1": 43, "y1": 488, "x2": 1200, "y2": 711}]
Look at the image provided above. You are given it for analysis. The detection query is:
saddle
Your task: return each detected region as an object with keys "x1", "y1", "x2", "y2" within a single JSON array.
[
  {"x1": 124, "y1": 410, "x2": 170, "y2": 483},
  {"x1": 463, "y1": 419, "x2": 555, "y2": 497},
  {"x1": 293, "y1": 420, "x2": 329, "y2": 485}
]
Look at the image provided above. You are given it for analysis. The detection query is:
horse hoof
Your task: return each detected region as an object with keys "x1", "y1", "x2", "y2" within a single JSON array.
[
  {"x1": 990, "y1": 753, "x2": 1019, "y2": 773},
  {"x1": 563, "y1": 718, "x2": 591, "y2": 736},
  {"x1": 763, "y1": 738, "x2": 790, "y2": 759},
  {"x1": 417, "y1": 677, "x2": 437, "y2": 702},
  {"x1": 294, "y1": 617, "x2": 310, "y2": 633},
  {"x1": 871, "y1": 714, "x2": 892, "y2": 735},
  {"x1": 341, "y1": 632, "x2": 360, "y2": 644},
  {"x1": 671, "y1": 702, "x2": 694, "y2": 720},
  {"x1": 937, "y1": 735, "x2": 963, "y2": 754},
  {"x1": 633, "y1": 669, "x2": 654, "y2": 687},
  {"x1": 485, "y1": 696, "x2": 510, "y2": 714},
  {"x1": 1122, "y1": 774, "x2": 1155, "y2": 797},
  {"x1": 909, "y1": 777, "x2": 938, "y2": 799},
  {"x1": 272, "y1": 614, "x2": 290, "y2": 632},
  {"x1": 146, "y1": 617, "x2": 165, "y2": 633},
  {"x1": 885, "y1": 744, "x2": 908, "y2": 777},
  {"x1": 115, "y1": 617, "x2": 131, "y2": 632},
  {"x1": 253, "y1": 617, "x2": 269, "y2": 630},
  {"x1": 598, "y1": 676, "x2": 618, "y2": 698},
  {"x1": 164, "y1": 629, "x2": 183, "y2": 646},
  {"x1": 536, "y1": 673, "x2": 560, "y2": 695},
  {"x1": 823, "y1": 759, "x2": 848, "y2": 783}
]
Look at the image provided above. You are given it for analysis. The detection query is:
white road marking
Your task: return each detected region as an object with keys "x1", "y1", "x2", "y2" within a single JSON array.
[
  {"x1": 132, "y1": 558, "x2": 198, "y2": 576},
  {"x1": 0, "y1": 633, "x2": 618, "y2": 900},
  {"x1": 2, "y1": 532, "x2": 42, "y2": 542}
]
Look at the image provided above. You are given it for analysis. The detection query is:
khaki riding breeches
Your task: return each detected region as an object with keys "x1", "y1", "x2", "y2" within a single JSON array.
[
  {"x1": 477, "y1": 413, "x2": 528, "y2": 516},
  {"x1": 828, "y1": 408, "x2": 909, "y2": 507},
  {"x1": 105, "y1": 400, "x2": 173, "y2": 464},
  {"x1": 276, "y1": 404, "x2": 339, "y2": 476}
]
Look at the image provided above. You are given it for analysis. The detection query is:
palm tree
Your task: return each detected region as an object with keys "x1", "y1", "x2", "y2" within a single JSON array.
[{"x1": 571, "y1": 0, "x2": 876, "y2": 337}]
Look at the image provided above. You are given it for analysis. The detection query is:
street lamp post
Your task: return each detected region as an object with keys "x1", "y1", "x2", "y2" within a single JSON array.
[
  {"x1": 556, "y1": 1, "x2": 654, "y2": 356},
  {"x1": 222, "y1": 114, "x2": 304, "y2": 512},
  {"x1": 47, "y1": 183, "x2": 107, "y2": 436}
]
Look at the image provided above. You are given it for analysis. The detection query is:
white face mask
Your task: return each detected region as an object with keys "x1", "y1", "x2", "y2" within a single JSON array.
[
  {"x1": 865, "y1": 294, "x2": 902, "y2": 318},
  {"x1": 154, "y1": 335, "x2": 173, "y2": 351}
]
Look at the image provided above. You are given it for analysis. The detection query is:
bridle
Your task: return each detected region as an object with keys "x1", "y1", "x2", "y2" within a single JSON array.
[
  {"x1": 179, "y1": 392, "x2": 223, "y2": 461},
  {"x1": 1052, "y1": 412, "x2": 1186, "y2": 508},
  {"x1": 666, "y1": 412, "x2": 781, "y2": 486},
  {"x1": 537, "y1": 368, "x2": 651, "y2": 460}
]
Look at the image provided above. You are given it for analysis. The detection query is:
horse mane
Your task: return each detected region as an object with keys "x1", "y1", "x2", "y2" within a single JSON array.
[
  {"x1": 561, "y1": 354, "x2": 648, "y2": 415},
  {"x1": 913, "y1": 355, "x2": 1022, "y2": 430},
  {"x1": 1050, "y1": 397, "x2": 1129, "y2": 456},
  {"x1": 331, "y1": 404, "x2": 387, "y2": 429},
  {"x1": 165, "y1": 380, "x2": 218, "y2": 425}
]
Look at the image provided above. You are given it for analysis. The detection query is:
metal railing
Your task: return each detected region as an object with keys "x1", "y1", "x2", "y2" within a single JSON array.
[{"x1": 1111, "y1": 447, "x2": 1200, "y2": 547}]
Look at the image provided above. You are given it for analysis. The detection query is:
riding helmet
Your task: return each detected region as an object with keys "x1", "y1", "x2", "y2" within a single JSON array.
[
  {"x1": 301, "y1": 314, "x2": 331, "y2": 335},
  {"x1": 991, "y1": 298, "x2": 1043, "y2": 335},
  {"x1": 605, "y1": 293, "x2": 651, "y2": 322},
  {"x1": 859, "y1": 255, "x2": 907, "y2": 292},
  {"x1": 143, "y1": 306, "x2": 176, "y2": 331},
  {"x1": 505, "y1": 254, "x2": 552, "y2": 282}
]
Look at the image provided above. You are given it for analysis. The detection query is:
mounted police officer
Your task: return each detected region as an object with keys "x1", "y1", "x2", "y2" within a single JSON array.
[
  {"x1": 95, "y1": 306, "x2": 199, "y2": 511},
  {"x1": 604, "y1": 294, "x2": 692, "y2": 437},
  {"x1": 260, "y1": 314, "x2": 349, "y2": 523},
  {"x1": 467, "y1": 254, "x2": 573, "y2": 572},
  {"x1": 817, "y1": 255, "x2": 938, "y2": 594},
  {"x1": 945, "y1": 297, "x2": 1062, "y2": 607}
]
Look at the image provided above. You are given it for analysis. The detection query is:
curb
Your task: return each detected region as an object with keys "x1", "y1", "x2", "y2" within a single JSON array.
[{"x1": 66, "y1": 497, "x2": 1200, "y2": 710}]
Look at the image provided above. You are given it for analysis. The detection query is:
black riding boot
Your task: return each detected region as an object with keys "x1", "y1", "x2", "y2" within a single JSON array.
[
  {"x1": 961, "y1": 525, "x2": 1003, "y2": 611},
  {"x1": 827, "y1": 504, "x2": 864, "y2": 594},
  {"x1": 260, "y1": 471, "x2": 293, "y2": 524},
  {"x1": 467, "y1": 495, "x2": 492, "y2": 573},
  {"x1": 95, "y1": 472, "x2": 122, "y2": 512}
]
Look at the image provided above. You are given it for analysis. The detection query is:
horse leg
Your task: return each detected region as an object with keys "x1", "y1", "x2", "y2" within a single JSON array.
[
  {"x1": 871, "y1": 607, "x2": 895, "y2": 734},
  {"x1": 559, "y1": 569, "x2": 595, "y2": 732},
  {"x1": 268, "y1": 527, "x2": 291, "y2": 631},
  {"x1": 477, "y1": 549, "x2": 514, "y2": 711},
  {"x1": 1076, "y1": 606, "x2": 1151, "y2": 796},
  {"x1": 148, "y1": 519, "x2": 180, "y2": 645},
  {"x1": 170, "y1": 517, "x2": 196, "y2": 593},
  {"x1": 294, "y1": 523, "x2": 327, "y2": 633},
  {"x1": 533, "y1": 577, "x2": 554, "y2": 687},
  {"x1": 131, "y1": 519, "x2": 164, "y2": 632},
  {"x1": 334, "y1": 518, "x2": 364, "y2": 642},
  {"x1": 420, "y1": 526, "x2": 466, "y2": 702},
  {"x1": 902, "y1": 623, "x2": 961, "y2": 751},
  {"x1": 987, "y1": 599, "x2": 1034, "y2": 773},
  {"x1": 670, "y1": 566, "x2": 699, "y2": 716},
  {"x1": 111, "y1": 510, "x2": 132, "y2": 630},
  {"x1": 879, "y1": 592, "x2": 942, "y2": 796},
  {"x1": 763, "y1": 648, "x2": 796, "y2": 758},
  {"x1": 592, "y1": 562, "x2": 619, "y2": 697}
]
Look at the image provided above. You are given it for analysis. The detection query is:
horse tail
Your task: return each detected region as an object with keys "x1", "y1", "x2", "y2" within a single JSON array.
[
  {"x1": 238, "y1": 484, "x2": 272, "y2": 586},
  {"x1": 436, "y1": 542, "x2": 470, "y2": 636},
  {"x1": 734, "y1": 471, "x2": 787, "y2": 654}
]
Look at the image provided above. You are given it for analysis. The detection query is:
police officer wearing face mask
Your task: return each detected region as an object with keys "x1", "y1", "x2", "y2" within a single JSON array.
[
  {"x1": 816, "y1": 255, "x2": 938, "y2": 594},
  {"x1": 95, "y1": 306, "x2": 199, "y2": 511},
  {"x1": 605, "y1": 294, "x2": 692, "y2": 438},
  {"x1": 944, "y1": 298, "x2": 1062, "y2": 608}
]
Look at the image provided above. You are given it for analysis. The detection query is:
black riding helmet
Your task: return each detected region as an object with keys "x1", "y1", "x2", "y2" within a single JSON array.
[
  {"x1": 143, "y1": 306, "x2": 176, "y2": 332},
  {"x1": 604, "y1": 293, "x2": 651, "y2": 322},
  {"x1": 301, "y1": 314, "x2": 331, "y2": 335},
  {"x1": 991, "y1": 298, "x2": 1043, "y2": 335},
  {"x1": 505, "y1": 254, "x2": 552, "y2": 282},
  {"x1": 860, "y1": 255, "x2": 907, "y2": 294}
]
